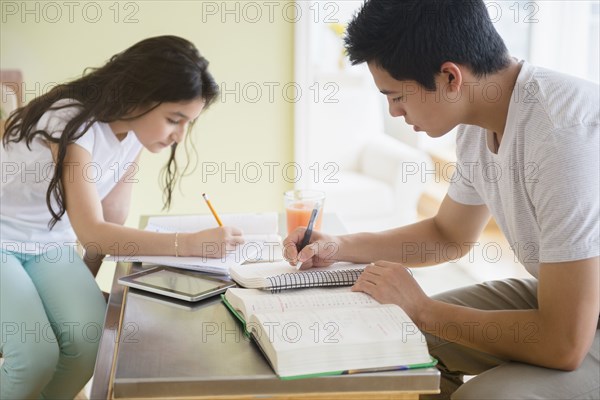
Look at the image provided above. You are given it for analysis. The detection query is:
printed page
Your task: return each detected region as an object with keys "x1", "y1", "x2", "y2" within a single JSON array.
[
  {"x1": 106, "y1": 213, "x2": 282, "y2": 269},
  {"x1": 146, "y1": 213, "x2": 278, "y2": 235},
  {"x1": 227, "y1": 287, "x2": 379, "y2": 319},
  {"x1": 105, "y1": 253, "x2": 247, "y2": 275},
  {"x1": 248, "y1": 305, "x2": 431, "y2": 377},
  {"x1": 251, "y1": 305, "x2": 418, "y2": 350},
  {"x1": 242, "y1": 234, "x2": 284, "y2": 262},
  {"x1": 105, "y1": 244, "x2": 278, "y2": 275},
  {"x1": 146, "y1": 213, "x2": 282, "y2": 263}
]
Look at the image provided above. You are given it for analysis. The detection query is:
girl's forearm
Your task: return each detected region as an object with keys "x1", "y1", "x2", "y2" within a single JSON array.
[{"x1": 77, "y1": 222, "x2": 184, "y2": 257}]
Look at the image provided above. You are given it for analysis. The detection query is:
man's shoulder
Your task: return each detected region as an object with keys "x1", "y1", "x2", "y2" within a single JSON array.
[{"x1": 518, "y1": 63, "x2": 599, "y2": 132}]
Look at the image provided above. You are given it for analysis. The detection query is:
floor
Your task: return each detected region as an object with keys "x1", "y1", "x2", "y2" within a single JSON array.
[{"x1": 412, "y1": 226, "x2": 531, "y2": 296}]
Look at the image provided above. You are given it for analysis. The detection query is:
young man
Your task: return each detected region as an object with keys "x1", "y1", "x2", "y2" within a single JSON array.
[{"x1": 283, "y1": 1, "x2": 599, "y2": 399}]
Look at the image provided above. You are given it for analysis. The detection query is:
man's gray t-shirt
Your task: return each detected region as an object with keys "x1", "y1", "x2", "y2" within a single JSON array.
[{"x1": 448, "y1": 62, "x2": 599, "y2": 278}]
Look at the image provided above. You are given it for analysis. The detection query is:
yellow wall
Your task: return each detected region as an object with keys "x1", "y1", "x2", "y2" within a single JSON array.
[{"x1": 1, "y1": 0, "x2": 295, "y2": 226}]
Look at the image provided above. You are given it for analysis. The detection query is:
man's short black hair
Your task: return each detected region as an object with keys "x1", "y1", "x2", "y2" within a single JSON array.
[{"x1": 345, "y1": 0, "x2": 511, "y2": 90}]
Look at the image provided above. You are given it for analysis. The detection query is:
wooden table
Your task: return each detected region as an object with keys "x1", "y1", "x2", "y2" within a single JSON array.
[{"x1": 90, "y1": 214, "x2": 440, "y2": 399}]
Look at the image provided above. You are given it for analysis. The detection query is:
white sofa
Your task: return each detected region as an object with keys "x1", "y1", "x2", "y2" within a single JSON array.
[
  {"x1": 300, "y1": 66, "x2": 433, "y2": 233},
  {"x1": 313, "y1": 133, "x2": 432, "y2": 232}
]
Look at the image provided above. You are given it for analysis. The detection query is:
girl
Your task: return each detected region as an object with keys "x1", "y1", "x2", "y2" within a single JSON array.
[{"x1": 0, "y1": 35, "x2": 243, "y2": 399}]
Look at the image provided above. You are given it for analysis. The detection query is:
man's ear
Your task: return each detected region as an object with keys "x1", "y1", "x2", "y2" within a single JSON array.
[{"x1": 439, "y1": 62, "x2": 462, "y2": 91}]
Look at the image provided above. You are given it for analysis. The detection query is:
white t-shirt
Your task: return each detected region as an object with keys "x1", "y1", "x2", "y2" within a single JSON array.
[
  {"x1": 1, "y1": 99, "x2": 143, "y2": 254},
  {"x1": 448, "y1": 62, "x2": 599, "y2": 278}
]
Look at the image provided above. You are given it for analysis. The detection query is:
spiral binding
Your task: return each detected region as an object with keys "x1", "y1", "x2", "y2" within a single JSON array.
[{"x1": 266, "y1": 268, "x2": 364, "y2": 293}]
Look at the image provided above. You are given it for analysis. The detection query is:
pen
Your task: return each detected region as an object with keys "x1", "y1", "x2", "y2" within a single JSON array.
[
  {"x1": 296, "y1": 206, "x2": 319, "y2": 270},
  {"x1": 202, "y1": 193, "x2": 223, "y2": 226}
]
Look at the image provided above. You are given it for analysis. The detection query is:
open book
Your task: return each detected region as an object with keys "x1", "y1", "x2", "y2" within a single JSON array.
[
  {"x1": 230, "y1": 261, "x2": 367, "y2": 292},
  {"x1": 222, "y1": 287, "x2": 435, "y2": 379},
  {"x1": 106, "y1": 213, "x2": 282, "y2": 275}
]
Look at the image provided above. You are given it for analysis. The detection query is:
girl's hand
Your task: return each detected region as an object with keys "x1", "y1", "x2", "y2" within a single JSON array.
[
  {"x1": 282, "y1": 227, "x2": 342, "y2": 269},
  {"x1": 185, "y1": 226, "x2": 245, "y2": 258}
]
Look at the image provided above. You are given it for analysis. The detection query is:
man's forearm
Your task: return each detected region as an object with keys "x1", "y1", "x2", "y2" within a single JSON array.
[
  {"x1": 418, "y1": 300, "x2": 586, "y2": 371},
  {"x1": 336, "y1": 218, "x2": 471, "y2": 267}
]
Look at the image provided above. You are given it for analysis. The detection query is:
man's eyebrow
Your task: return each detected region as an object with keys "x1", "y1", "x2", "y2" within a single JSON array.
[
  {"x1": 380, "y1": 89, "x2": 399, "y2": 96},
  {"x1": 169, "y1": 111, "x2": 191, "y2": 120}
]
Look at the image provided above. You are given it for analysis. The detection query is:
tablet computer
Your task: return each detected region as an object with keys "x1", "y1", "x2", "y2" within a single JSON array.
[{"x1": 118, "y1": 266, "x2": 236, "y2": 302}]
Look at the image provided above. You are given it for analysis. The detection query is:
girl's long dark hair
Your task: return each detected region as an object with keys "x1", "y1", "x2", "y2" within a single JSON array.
[{"x1": 2, "y1": 35, "x2": 219, "y2": 229}]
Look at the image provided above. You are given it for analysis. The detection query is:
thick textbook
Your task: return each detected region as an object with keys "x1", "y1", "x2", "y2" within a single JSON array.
[
  {"x1": 106, "y1": 213, "x2": 282, "y2": 274},
  {"x1": 229, "y1": 261, "x2": 367, "y2": 291},
  {"x1": 222, "y1": 287, "x2": 435, "y2": 379}
]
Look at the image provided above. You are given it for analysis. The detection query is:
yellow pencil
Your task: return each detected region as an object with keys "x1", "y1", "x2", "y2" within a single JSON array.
[{"x1": 202, "y1": 193, "x2": 223, "y2": 226}]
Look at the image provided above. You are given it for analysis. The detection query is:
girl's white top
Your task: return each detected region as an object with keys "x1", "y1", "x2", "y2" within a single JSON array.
[{"x1": 1, "y1": 99, "x2": 143, "y2": 254}]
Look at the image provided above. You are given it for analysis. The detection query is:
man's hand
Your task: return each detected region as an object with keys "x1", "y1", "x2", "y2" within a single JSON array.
[
  {"x1": 282, "y1": 227, "x2": 342, "y2": 269},
  {"x1": 352, "y1": 260, "x2": 430, "y2": 321}
]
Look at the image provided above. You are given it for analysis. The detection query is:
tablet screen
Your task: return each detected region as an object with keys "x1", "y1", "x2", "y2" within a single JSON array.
[
  {"x1": 119, "y1": 267, "x2": 236, "y2": 301},
  {"x1": 134, "y1": 269, "x2": 226, "y2": 294}
]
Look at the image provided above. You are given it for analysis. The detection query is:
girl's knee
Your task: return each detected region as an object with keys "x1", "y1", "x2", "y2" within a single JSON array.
[
  {"x1": 1, "y1": 341, "x2": 59, "y2": 398},
  {"x1": 71, "y1": 337, "x2": 100, "y2": 379},
  {"x1": 18, "y1": 340, "x2": 59, "y2": 380},
  {"x1": 58, "y1": 316, "x2": 104, "y2": 373}
]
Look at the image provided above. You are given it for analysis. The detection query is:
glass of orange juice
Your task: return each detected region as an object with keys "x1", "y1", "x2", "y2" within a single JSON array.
[{"x1": 284, "y1": 190, "x2": 326, "y2": 235}]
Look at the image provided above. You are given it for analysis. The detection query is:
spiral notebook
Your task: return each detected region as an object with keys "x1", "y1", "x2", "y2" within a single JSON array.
[{"x1": 229, "y1": 261, "x2": 367, "y2": 292}]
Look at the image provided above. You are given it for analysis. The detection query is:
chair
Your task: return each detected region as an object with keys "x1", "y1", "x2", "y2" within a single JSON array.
[
  {"x1": 1, "y1": 69, "x2": 23, "y2": 137},
  {"x1": 0, "y1": 70, "x2": 23, "y2": 105}
]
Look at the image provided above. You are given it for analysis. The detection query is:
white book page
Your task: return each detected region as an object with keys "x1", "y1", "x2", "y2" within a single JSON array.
[
  {"x1": 106, "y1": 213, "x2": 283, "y2": 271},
  {"x1": 105, "y1": 253, "x2": 248, "y2": 274},
  {"x1": 226, "y1": 287, "x2": 378, "y2": 320},
  {"x1": 146, "y1": 213, "x2": 282, "y2": 263},
  {"x1": 251, "y1": 305, "x2": 417, "y2": 348},
  {"x1": 105, "y1": 245, "x2": 281, "y2": 274},
  {"x1": 249, "y1": 305, "x2": 430, "y2": 377},
  {"x1": 146, "y1": 212, "x2": 278, "y2": 235}
]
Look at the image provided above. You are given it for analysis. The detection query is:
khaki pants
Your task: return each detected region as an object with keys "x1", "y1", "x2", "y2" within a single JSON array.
[{"x1": 423, "y1": 279, "x2": 600, "y2": 400}]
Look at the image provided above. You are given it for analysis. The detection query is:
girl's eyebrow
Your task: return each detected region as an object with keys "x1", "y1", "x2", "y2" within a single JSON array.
[{"x1": 169, "y1": 111, "x2": 190, "y2": 120}]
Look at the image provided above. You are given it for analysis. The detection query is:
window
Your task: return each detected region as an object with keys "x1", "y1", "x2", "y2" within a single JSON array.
[{"x1": 490, "y1": 0, "x2": 600, "y2": 82}]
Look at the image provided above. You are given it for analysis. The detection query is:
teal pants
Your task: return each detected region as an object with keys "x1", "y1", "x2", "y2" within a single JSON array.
[{"x1": 0, "y1": 245, "x2": 107, "y2": 399}]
